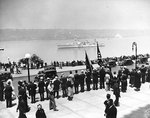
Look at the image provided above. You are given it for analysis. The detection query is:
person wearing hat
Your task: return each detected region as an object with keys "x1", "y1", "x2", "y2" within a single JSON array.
[
  {"x1": 134, "y1": 70, "x2": 142, "y2": 91},
  {"x1": 105, "y1": 73, "x2": 110, "y2": 91},
  {"x1": 16, "y1": 95, "x2": 27, "y2": 118},
  {"x1": 113, "y1": 80, "x2": 120, "y2": 107},
  {"x1": 47, "y1": 81, "x2": 58, "y2": 111},
  {"x1": 99, "y1": 66, "x2": 106, "y2": 89},
  {"x1": 140, "y1": 65, "x2": 147, "y2": 83},
  {"x1": 45, "y1": 77, "x2": 50, "y2": 100},
  {"x1": 4, "y1": 81, "x2": 13, "y2": 108},
  {"x1": 53, "y1": 76, "x2": 61, "y2": 99},
  {"x1": 60, "y1": 73, "x2": 67, "y2": 98},
  {"x1": 38, "y1": 77, "x2": 45, "y2": 101},
  {"x1": 106, "y1": 99, "x2": 117, "y2": 118},
  {"x1": 67, "y1": 72, "x2": 74, "y2": 101},
  {"x1": 121, "y1": 72, "x2": 128, "y2": 92},
  {"x1": 79, "y1": 70, "x2": 85, "y2": 92},
  {"x1": 28, "y1": 81, "x2": 37, "y2": 103},
  {"x1": 18, "y1": 80, "x2": 30, "y2": 112},
  {"x1": 92, "y1": 69, "x2": 98, "y2": 90},
  {"x1": 74, "y1": 70, "x2": 80, "y2": 94},
  {"x1": 85, "y1": 69, "x2": 92, "y2": 91},
  {"x1": 104, "y1": 94, "x2": 112, "y2": 117},
  {"x1": 36, "y1": 104, "x2": 47, "y2": 118},
  {"x1": 0, "y1": 80, "x2": 4, "y2": 101}
]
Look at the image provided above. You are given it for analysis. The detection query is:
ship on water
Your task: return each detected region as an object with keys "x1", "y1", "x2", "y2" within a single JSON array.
[{"x1": 57, "y1": 40, "x2": 105, "y2": 49}]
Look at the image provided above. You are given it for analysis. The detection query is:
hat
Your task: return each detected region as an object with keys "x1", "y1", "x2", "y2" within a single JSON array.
[{"x1": 81, "y1": 70, "x2": 84, "y2": 73}]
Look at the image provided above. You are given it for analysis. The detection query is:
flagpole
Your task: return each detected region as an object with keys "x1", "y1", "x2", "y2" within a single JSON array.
[{"x1": 132, "y1": 42, "x2": 137, "y2": 69}]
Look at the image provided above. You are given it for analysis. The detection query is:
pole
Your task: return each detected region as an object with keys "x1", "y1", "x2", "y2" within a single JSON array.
[
  {"x1": 27, "y1": 58, "x2": 30, "y2": 82},
  {"x1": 135, "y1": 44, "x2": 137, "y2": 69},
  {"x1": 132, "y1": 42, "x2": 137, "y2": 69}
]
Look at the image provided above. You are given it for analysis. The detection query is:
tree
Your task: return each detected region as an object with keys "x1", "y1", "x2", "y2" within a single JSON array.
[{"x1": 30, "y1": 54, "x2": 44, "y2": 69}]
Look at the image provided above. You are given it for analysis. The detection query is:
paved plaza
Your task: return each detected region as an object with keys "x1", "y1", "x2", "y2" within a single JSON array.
[{"x1": 1, "y1": 81, "x2": 150, "y2": 118}]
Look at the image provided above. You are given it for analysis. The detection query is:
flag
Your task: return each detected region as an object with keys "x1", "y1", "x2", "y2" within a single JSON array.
[
  {"x1": 85, "y1": 51, "x2": 93, "y2": 73},
  {"x1": 97, "y1": 42, "x2": 102, "y2": 66},
  {"x1": 97, "y1": 42, "x2": 102, "y2": 59}
]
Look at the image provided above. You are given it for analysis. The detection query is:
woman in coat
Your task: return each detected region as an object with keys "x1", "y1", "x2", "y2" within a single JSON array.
[
  {"x1": 16, "y1": 96, "x2": 27, "y2": 118},
  {"x1": 36, "y1": 104, "x2": 47, "y2": 118}
]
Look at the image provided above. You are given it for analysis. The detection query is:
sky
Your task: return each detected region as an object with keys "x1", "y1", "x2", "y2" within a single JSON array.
[{"x1": 0, "y1": 0, "x2": 150, "y2": 29}]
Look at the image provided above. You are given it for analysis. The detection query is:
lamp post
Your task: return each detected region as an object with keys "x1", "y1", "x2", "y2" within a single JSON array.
[
  {"x1": 132, "y1": 42, "x2": 137, "y2": 69},
  {"x1": 25, "y1": 53, "x2": 31, "y2": 83}
]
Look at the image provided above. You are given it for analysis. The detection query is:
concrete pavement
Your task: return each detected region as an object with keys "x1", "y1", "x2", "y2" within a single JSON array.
[{"x1": 1, "y1": 82, "x2": 150, "y2": 118}]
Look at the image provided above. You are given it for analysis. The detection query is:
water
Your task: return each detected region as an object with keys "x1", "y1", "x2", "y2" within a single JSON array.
[{"x1": 0, "y1": 29, "x2": 150, "y2": 64}]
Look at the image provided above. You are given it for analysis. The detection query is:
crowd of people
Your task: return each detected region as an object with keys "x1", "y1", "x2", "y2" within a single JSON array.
[{"x1": 0, "y1": 63, "x2": 150, "y2": 118}]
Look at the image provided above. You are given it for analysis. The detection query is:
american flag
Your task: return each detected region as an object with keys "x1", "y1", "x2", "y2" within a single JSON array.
[{"x1": 97, "y1": 42, "x2": 102, "y2": 60}]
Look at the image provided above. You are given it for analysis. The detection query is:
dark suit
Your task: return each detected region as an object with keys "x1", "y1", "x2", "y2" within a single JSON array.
[
  {"x1": 79, "y1": 73, "x2": 85, "y2": 92},
  {"x1": 104, "y1": 99, "x2": 112, "y2": 116},
  {"x1": 38, "y1": 81, "x2": 45, "y2": 101},
  {"x1": 93, "y1": 70, "x2": 98, "y2": 90},
  {"x1": 29, "y1": 83, "x2": 37, "y2": 103},
  {"x1": 86, "y1": 71, "x2": 91, "y2": 91},
  {"x1": 17, "y1": 98, "x2": 27, "y2": 118},
  {"x1": 53, "y1": 79, "x2": 61, "y2": 98},
  {"x1": 74, "y1": 73, "x2": 80, "y2": 93},
  {"x1": 106, "y1": 105, "x2": 117, "y2": 118},
  {"x1": 99, "y1": 68, "x2": 106, "y2": 89},
  {"x1": 0, "y1": 80, "x2": 4, "y2": 101},
  {"x1": 113, "y1": 82, "x2": 120, "y2": 106},
  {"x1": 60, "y1": 77, "x2": 67, "y2": 97},
  {"x1": 4, "y1": 84, "x2": 13, "y2": 108}
]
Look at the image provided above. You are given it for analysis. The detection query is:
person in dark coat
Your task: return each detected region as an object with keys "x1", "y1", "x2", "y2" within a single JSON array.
[
  {"x1": 79, "y1": 70, "x2": 85, "y2": 92},
  {"x1": 140, "y1": 65, "x2": 147, "y2": 83},
  {"x1": 92, "y1": 69, "x2": 98, "y2": 90},
  {"x1": 121, "y1": 73, "x2": 128, "y2": 92},
  {"x1": 28, "y1": 81, "x2": 37, "y2": 103},
  {"x1": 113, "y1": 81, "x2": 120, "y2": 106},
  {"x1": 106, "y1": 99, "x2": 117, "y2": 118},
  {"x1": 60, "y1": 73, "x2": 67, "y2": 97},
  {"x1": 4, "y1": 81, "x2": 13, "y2": 108},
  {"x1": 38, "y1": 77, "x2": 45, "y2": 101},
  {"x1": 146, "y1": 68, "x2": 150, "y2": 82},
  {"x1": 74, "y1": 70, "x2": 80, "y2": 94},
  {"x1": 36, "y1": 104, "x2": 47, "y2": 118},
  {"x1": 0, "y1": 80, "x2": 4, "y2": 101},
  {"x1": 129, "y1": 69, "x2": 135, "y2": 87},
  {"x1": 99, "y1": 66, "x2": 106, "y2": 89},
  {"x1": 134, "y1": 70, "x2": 141, "y2": 91},
  {"x1": 18, "y1": 80, "x2": 30, "y2": 112},
  {"x1": 117, "y1": 67, "x2": 123, "y2": 87},
  {"x1": 85, "y1": 69, "x2": 92, "y2": 91},
  {"x1": 104, "y1": 94, "x2": 112, "y2": 117},
  {"x1": 16, "y1": 96, "x2": 27, "y2": 118},
  {"x1": 53, "y1": 76, "x2": 61, "y2": 99}
]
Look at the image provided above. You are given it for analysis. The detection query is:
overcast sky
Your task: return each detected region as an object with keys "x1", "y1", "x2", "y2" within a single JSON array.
[{"x1": 0, "y1": 0, "x2": 150, "y2": 29}]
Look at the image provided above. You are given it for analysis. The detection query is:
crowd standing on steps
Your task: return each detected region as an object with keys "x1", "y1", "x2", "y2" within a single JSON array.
[{"x1": 1, "y1": 64, "x2": 150, "y2": 118}]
